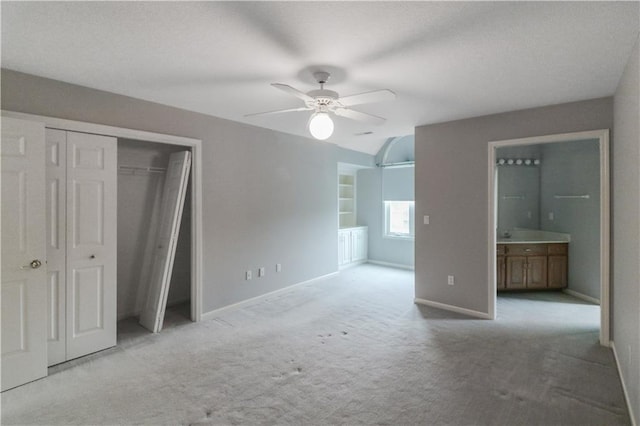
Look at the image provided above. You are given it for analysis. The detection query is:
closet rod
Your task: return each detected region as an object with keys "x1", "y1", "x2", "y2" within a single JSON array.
[
  {"x1": 118, "y1": 165, "x2": 166, "y2": 174},
  {"x1": 554, "y1": 194, "x2": 590, "y2": 199}
]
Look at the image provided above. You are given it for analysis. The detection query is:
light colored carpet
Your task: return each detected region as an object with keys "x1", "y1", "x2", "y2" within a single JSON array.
[{"x1": 1, "y1": 264, "x2": 630, "y2": 425}]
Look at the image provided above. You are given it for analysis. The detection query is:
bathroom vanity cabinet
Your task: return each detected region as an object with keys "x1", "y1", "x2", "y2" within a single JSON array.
[{"x1": 497, "y1": 243, "x2": 567, "y2": 291}]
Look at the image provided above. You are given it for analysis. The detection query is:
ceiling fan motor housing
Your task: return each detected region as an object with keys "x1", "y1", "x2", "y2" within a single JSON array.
[{"x1": 307, "y1": 89, "x2": 339, "y2": 110}]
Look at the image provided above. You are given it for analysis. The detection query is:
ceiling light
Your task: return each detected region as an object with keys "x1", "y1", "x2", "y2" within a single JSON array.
[{"x1": 308, "y1": 112, "x2": 334, "y2": 140}]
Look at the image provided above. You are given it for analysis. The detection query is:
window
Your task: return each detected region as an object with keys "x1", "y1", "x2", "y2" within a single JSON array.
[{"x1": 384, "y1": 201, "x2": 415, "y2": 239}]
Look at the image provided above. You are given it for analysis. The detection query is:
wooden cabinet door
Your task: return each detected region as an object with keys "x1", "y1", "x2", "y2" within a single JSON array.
[
  {"x1": 526, "y1": 256, "x2": 548, "y2": 288},
  {"x1": 548, "y1": 255, "x2": 568, "y2": 288},
  {"x1": 497, "y1": 256, "x2": 506, "y2": 289},
  {"x1": 506, "y1": 256, "x2": 527, "y2": 289}
]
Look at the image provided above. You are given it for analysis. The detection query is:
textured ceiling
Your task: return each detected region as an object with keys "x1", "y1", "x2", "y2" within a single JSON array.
[{"x1": 2, "y1": 2, "x2": 639, "y2": 154}]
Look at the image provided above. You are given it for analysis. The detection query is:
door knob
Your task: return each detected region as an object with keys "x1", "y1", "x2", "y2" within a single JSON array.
[{"x1": 20, "y1": 259, "x2": 42, "y2": 270}]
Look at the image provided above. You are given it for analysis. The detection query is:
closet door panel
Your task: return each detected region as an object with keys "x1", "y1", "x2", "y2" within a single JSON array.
[
  {"x1": 1, "y1": 117, "x2": 47, "y2": 391},
  {"x1": 72, "y1": 266, "x2": 104, "y2": 334},
  {"x1": 139, "y1": 151, "x2": 191, "y2": 333},
  {"x1": 66, "y1": 132, "x2": 117, "y2": 360},
  {"x1": 45, "y1": 129, "x2": 67, "y2": 366}
]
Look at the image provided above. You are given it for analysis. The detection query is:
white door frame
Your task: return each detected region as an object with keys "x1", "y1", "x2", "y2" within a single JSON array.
[
  {"x1": 2, "y1": 110, "x2": 204, "y2": 323},
  {"x1": 487, "y1": 129, "x2": 610, "y2": 346}
]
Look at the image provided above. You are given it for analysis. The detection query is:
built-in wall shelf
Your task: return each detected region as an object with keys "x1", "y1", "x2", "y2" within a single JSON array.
[{"x1": 338, "y1": 173, "x2": 356, "y2": 228}]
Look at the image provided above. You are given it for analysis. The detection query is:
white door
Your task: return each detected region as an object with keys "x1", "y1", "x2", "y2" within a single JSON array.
[
  {"x1": 139, "y1": 151, "x2": 191, "y2": 333},
  {"x1": 65, "y1": 131, "x2": 117, "y2": 360},
  {"x1": 45, "y1": 129, "x2": 67, "y2": 366},
  {"x1": 1, "y1": 117, "x2": 47, "y2": 391}
]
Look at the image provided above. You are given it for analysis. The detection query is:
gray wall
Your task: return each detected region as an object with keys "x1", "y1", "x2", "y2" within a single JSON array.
[
  {"x1": 117, "y1": 140, "x2": 192, "y2": 319},
  {"x1": 357, "y1": 166, "x2": 415, "y2": 268},
  {"x1": 1, "y1": 69, "x2": 372, "y2": 313},
  {"x1": 496, "y1": 145, "x2": 542, "y2": 233},
  {"x1": 612, "y1": 35, "x2": 639, "y2": 425},
  {"x1": 540, "y1": 140, "x2": 600, "y2": 300},
  {"x1": 415, "y1": 97, "x2": 613, "y2": 313}
]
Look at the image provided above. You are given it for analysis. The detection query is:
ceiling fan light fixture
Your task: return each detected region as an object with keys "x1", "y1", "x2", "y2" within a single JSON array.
[{"x1": 308, "y1": 112, "x2": 334, "y2": 140}]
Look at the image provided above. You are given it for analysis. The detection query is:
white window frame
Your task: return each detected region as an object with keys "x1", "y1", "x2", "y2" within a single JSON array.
[{"x1": 384, "y1": 200, "x2": 415, "y2": 240}]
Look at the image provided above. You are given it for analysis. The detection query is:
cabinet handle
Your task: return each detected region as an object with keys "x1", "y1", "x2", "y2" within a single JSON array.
[{"x1": 524, "y1": 248, "x2": 532, "y2": 252}]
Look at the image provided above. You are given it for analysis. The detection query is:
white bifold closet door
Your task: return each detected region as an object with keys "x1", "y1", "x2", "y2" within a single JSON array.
[
  {"x1": 1, "y1": 117, "x2": 47, "y2": 391},
  {"x1": 46, "y1": 129, "x2": 117, "y2": 365},
  {"x1": 139, "y1": 151, "x2": 191, "y2": 333}
]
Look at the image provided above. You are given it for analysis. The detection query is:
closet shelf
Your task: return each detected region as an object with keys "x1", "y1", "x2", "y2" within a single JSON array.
[{"x1": 119, "y1": 165, "x2": 166, "y2": 175}]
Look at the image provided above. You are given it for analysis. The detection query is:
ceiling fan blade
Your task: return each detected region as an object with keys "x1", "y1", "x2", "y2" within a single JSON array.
[
  {"x1": 338, "y1": 89, "x2": 396, "y2": 107},
  {"x1": 271, "y1": 83, "x2": 315, "y2": 103},
  {"x1": 245, "y1": 106, "x2": 312, "y2": 118},
  {"x1": 334, "y1": 107, "x2": 386, "y2": 125}
]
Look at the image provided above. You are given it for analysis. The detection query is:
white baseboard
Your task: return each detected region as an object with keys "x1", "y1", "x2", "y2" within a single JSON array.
[
  {"x1": 367, "y1": 260, "x2": 415, "y2": 270},
  {"x1": 339, "y1": 260, "x2": 367, "y2": 270},
  {"x1": 414, "y1": 298, "x2": 492, "y2": 319},
  {"x1": 611, "y1": 341, "x2": 638, "y2": 426},
  {"x1": 562, "y1": 288, "x2": 600, "y2": 305},
  {"x1": 201, "y1": 272, "x2": 339, "y2": 321}
]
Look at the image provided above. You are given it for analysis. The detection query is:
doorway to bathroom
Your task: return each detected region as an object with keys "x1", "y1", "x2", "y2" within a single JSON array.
[{"x1": 488, "y1": 129, "x2": 610, "y2": 345}]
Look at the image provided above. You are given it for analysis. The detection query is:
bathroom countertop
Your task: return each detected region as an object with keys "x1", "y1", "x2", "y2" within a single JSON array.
[
  {"x1": 497, "y1": 238, "x2": 569, "y2": 244},
  {"x1": 497, "y1": 228, "x2": 570, "y2": 244}
]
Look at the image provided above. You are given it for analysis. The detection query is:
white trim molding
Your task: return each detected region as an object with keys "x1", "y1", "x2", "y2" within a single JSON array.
[
  {"x1": 414, "y1": 298, "x2": 492, "y2": 319},
  {"x1": 611, "y1": 342, "x2": 638, "y2": 426},
  {"x1": 367, "y1": 260, "x2": 415, "y2": 270},
  {"x1": 201, "y1": 272, "x2": 339, "y2": 322},
  {"x1": 562, "y1": 289, "x2": 601, "y2": 305},
  {"x1": 487, "y1": 129, "x2": 610, "y2": 345},
  {"x1": 339, "y1": 260, "x2": 368, "y2": 270},
  {"x1": 2, "y1": 110, "x2": 205, "y2": 323}
]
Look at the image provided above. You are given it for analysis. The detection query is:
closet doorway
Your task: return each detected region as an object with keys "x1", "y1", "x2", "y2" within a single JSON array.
[
  {"x1": 117, "y1": 139, "x2": 193, "y2": 327},
  {"x1": 2, "y1": 110, "x2": 203, "y2": 372}
]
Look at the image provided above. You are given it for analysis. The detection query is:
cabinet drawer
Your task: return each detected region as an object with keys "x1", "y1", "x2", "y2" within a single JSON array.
[
  {"x1": 496, "y1": 244, "x2": 506, "y2": 255},
  {"x1": 506, "y1": 244, "x2": 547, "y2": 256},
  {"x1": 547, "y1": 243, "x2": 568, "y2": 255}
]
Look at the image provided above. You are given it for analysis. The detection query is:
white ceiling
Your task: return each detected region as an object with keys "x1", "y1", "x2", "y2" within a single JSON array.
[{"x1": 2, "y1": 2, "x2": 639, "y2": 155}]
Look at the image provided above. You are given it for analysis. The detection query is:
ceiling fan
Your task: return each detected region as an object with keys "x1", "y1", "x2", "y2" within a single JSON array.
[{"x1": 245, "y1": 71, "x2": 396, "y2": 140}]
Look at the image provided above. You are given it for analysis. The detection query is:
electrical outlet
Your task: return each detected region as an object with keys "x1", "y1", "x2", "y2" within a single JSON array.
[
  {"x1": 246, "y1": 270, "x2": 252, "y2": 280},
  {"x1": 423, "y1": 215, "x2": 430, "y2": 225},
  {"x1": 548, "y1": 212, "x2": 554, "y2": 221},
  {"x1": 447, "y1": 275, "x2": 455, "y2": 286},
  {"x1": 276, "y1": 263, "x2": 282, "y2": 272},
  {"x1": 258, "y1": 267, "x2": 265, "y2": 277}
]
